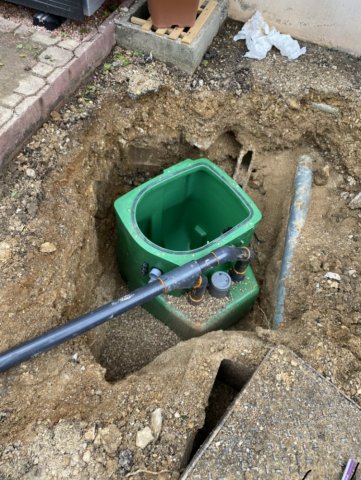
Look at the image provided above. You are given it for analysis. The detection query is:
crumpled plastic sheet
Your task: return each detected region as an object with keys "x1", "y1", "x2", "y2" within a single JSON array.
[{"x1": 233, "y1": 11, "x2": 306, "y2": 60}]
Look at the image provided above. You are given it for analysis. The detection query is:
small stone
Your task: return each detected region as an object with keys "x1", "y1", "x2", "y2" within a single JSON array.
[
  {"x1": 151, "y1": 408, "x2": 163, "y2": 440},
  {"x1": 26, "y1": 168, "x2": 36, "y2": 178},
  {"x1": 349, "y1": 192, "x2": 361, "y2": 210},
  {"x1": 324, "y1": 272, "x2": 341, "y2": 282},
  {"x1": 314, "y1": 165, "x2": 330, "y2": 186},
  {"x1": 311, "y1": 102, "x2": 339, "y2": 116},
  {"x1": 136, "y1": 427, "x2": 154, "y2": 449},
  {"x1": 84, "y1": 427, "x2": 96, "y2": 442},
  {"x1": 70, "y1": 453, "x2": 80, "y2": 466},
  {"x1": 126, "y1": 72, "x2": 161, "y2": 99},
  {"x1": 0, "y1": 242, "x2": 11, "y2": 262},
  {"x1": 98, "y1": 425, "x2": 122, "y2": 454},
  {"x1": 83, "y1": 450, "x2": 91, "y2": 463},
  {"x1": 118, "y1": 449, "x2": 133, "y2": 473},
  {"x1": 286, "y1": 97, "x2": 301, "y2": 110},
  {"x1": 40, "y1": 242, "x2": 57, "y2": 253}
]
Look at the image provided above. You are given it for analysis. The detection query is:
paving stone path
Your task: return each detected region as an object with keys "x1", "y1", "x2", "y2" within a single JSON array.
[{"x1": 0, "y1": 14, "x2": 117, "y2": 167}]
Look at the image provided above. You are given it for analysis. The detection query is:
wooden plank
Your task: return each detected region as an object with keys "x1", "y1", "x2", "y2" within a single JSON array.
[
  {"x1": 197, "y1": 0, "x2": 206, "y2": 13},
  {"x1": 168, "y1": 27, "x2": 184, "y2": 40},
  {"x1": 182, "y1": 0, "x2": 216, "y2": 45},
  {"x1": 130, "y1": 16, "x2": 146, "y2": 26},
  {"x1": 155, "y1": 28, "x2": 168, "y2": 36},
  {"x1": 141, "y1": 18, "x2": 153, "y2": 31}
]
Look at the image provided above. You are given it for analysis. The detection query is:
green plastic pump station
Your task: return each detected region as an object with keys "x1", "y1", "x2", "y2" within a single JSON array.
[{"x1": 114, "y1": 158, "x2": 262, "y2": 339}]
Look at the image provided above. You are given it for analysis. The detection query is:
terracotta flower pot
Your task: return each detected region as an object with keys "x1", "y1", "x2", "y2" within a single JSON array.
[{"x1": 147, "y1": 0, "x2": 199, "y2": 28}]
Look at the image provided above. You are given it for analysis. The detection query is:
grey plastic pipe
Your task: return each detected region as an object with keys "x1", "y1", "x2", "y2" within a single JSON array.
[
  {"x1": 0, "y1": 246, "x2": 250, "y2": 373},
  {"x1": 273, "y1": 155, "x2": 313, "y2": 328}
]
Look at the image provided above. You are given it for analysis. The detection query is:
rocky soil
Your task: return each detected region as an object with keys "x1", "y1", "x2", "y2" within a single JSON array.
[{"x1": 0, "y1": 19, "x2": 360, "y2": 479}]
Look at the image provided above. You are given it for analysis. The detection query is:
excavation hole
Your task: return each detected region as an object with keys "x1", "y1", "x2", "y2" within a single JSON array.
[
  {"x1": 85, "y1": 140, "x2": 298, "y2": 381},
  {"x1": 35, "y1": 93, "x2": 306, "y2": 383},
  {"x1": 241, "y1": 150, "x2": 253, "y2": 173}
]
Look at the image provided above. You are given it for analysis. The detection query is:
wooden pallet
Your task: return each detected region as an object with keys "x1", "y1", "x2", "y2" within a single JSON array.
[{"x1": 130, "y1": 0, "x2": 217, "y2": 45}]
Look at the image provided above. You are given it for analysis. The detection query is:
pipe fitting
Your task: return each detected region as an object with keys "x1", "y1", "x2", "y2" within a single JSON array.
[
  {"x1": 209, "y1": 271, "x2": 232, "y2": 298},
  {"x1": 188, "y1": 275, "x2": 208, "y2": 306},
  {"x1": 230, "y1": 247, "x2": 254, "y2": 282}
]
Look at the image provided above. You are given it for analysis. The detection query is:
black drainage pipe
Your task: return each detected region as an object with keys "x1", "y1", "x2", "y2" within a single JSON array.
[{"x1": 0, "y1": 246, "x2": 250, "y2": 373}]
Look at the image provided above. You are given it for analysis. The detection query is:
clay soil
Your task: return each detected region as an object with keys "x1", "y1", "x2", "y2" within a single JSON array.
[{"x1": 0, "y1": 20, "x2": 360, "y2": 479}]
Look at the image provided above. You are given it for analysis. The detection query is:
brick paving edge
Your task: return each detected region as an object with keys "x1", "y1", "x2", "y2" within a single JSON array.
[{"x1": 0, "y1": 12, "x2": 117, "y2": 169}]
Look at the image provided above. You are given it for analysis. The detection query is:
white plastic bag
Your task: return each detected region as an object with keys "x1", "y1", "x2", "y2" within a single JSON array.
[{"x1": 233, "y1": 11, "x2": 306, "y2": 60}]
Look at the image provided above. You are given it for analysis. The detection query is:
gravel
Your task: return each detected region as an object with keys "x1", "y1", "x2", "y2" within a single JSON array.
[{"x1": 167, "y1": 291, "x2": 229, "y2": 324}]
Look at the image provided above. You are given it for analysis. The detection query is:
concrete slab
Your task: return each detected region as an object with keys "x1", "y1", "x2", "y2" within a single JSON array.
[
  {"x1": 0, "y1": 93, "x2": 23, "y2": 109},
  {"x1": 0, "y1": 17, "x2": 19, "y2": 33},
  {"x1": 38, "y1": 46, "x2": 74, "y2": 68},
  {"x1": 31, "y1": 62, "x2": 55, "y2": 77},
  {"x1": 14, "y1": 24, "x2": 33, "y2": 38},
  {"x1": 115, "y1": 0, "x2": 228, "y2": 74},
  {"x1": 30, "y1": 32, "x2": 60, "y2": 46},
  {"x1": 14, "y1": 75, "x2": 45, "y2": 96},
  {"x1": 183, "y1": 347, "x2": 361, "y2": 479},
  {"x1": 58, "y1": 38, "x2": 81, "y2": 51}
]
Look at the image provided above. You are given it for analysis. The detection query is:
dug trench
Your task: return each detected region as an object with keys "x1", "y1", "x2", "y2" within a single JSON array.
[{"x1": 0, "y1": 32, "x2": 361, "y2": 478}]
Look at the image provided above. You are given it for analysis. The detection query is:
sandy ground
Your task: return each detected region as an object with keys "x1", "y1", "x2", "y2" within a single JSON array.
[{"x1": 0, "y1": 19, "x2": 360, "y2": 479}]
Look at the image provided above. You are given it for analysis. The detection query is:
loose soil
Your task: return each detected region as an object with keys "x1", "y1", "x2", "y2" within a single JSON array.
[{"x1": 0, "y1": 19, "x2": 360, "y2": 479}]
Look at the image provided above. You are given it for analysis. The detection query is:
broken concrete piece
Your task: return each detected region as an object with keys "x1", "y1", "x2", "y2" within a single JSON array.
[
  {"x1": 0, "y1": 242, "x2": 11, "y2": 262},
  {"x1": 40, "y1": 242, "x2": 57, "y2": 253},
  {"x1": 183, "y1": 347, "x2": 361, "y2": 479},
  {"x1": 96, "y1": 425, "x2": 122, "y2": 454},
  {"x1": 150, "y1": 408, "x2": 163, "y2": 440},
  {"x1": 136, "y1": 427, "x2": 154, "y2": 449},
  {"x1": 127, "y1": 72, "x2": 161, "y2": 100},
  {"x1": 349, "y1": 192, "x2": 361, "y2": 210},
  {"x1": 324, "y1": 272, "x2": 341, "y2": 282}
]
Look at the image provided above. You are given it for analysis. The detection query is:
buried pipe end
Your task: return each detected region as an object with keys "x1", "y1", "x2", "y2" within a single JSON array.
[{"x1": 273, "y1": 155, "x2": 314, "y2": 329}]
